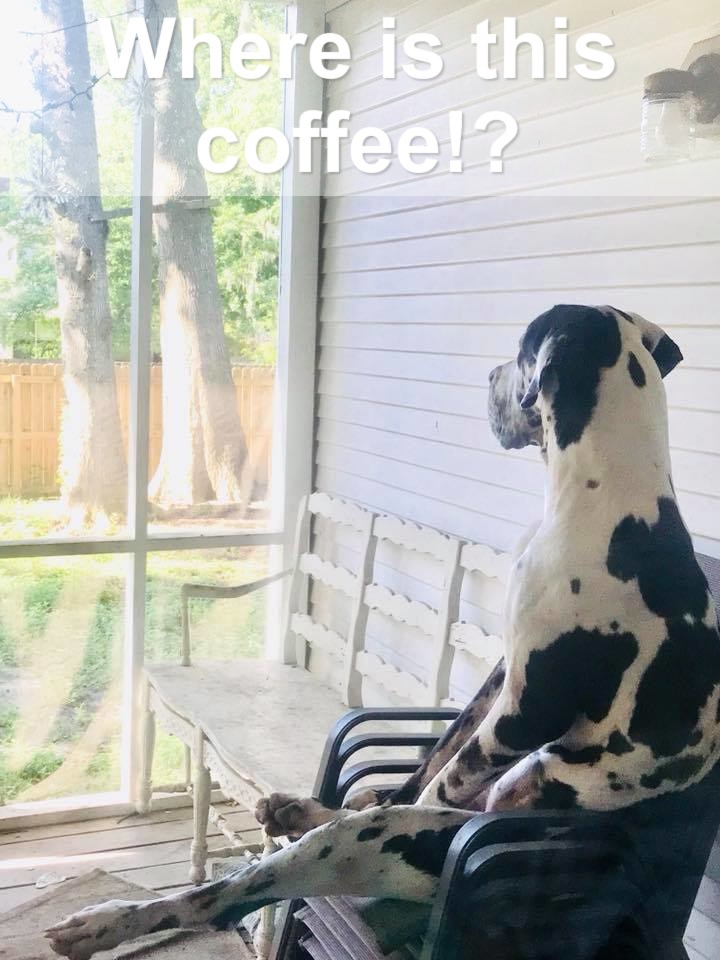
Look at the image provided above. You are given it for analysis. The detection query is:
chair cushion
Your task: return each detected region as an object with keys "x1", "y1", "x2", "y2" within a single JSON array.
[{"x1": 145, "y1": 659, "x2": 347, "y2": 797}]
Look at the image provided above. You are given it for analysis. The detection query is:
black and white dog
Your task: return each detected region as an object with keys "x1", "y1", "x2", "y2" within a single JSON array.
[{"x1": 47, "y1": 305, "x2": 720, "y2": 960}]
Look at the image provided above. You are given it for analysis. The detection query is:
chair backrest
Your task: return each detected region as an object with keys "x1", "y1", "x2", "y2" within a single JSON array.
[
  {"x1": 437, "y1": 542, "x2": 514, "y2": 708},
  {"x1": 284, "y1": 492, "x2": 376, "y2": 705},
  {"x1": 352, "y1": 514, "x2": 464, "y2": 708}
]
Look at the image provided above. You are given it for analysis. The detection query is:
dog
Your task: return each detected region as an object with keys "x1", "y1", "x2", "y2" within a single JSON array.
[{"x1": 46, "y1": 305, "x2": 720, "y2": 959}]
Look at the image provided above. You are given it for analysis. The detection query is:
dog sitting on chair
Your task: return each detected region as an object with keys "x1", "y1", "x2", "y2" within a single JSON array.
[{"x1": 47, "y1": 305, "x2": 720, "y2": 960}]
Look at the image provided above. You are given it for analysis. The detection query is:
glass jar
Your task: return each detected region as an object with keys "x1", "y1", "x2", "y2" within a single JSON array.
[{"x1": 641, "y1": 94, "x2": 697, "y2": 162}]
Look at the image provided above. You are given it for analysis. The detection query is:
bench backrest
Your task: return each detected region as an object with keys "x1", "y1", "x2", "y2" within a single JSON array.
[
  {"x1": 438, "y1": 543, "x2": 514, "y2": 708},
  {"x1": 284, "y1": 492, "x2": 376, "y2": 706},
  {"x1": 352, "y1": 515, "x2": 464, "y2": 707}
]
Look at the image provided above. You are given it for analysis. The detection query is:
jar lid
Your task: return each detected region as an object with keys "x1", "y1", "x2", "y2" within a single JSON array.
[{"x1": 643, "y1": 68, "x2": 696, "y2": 101}]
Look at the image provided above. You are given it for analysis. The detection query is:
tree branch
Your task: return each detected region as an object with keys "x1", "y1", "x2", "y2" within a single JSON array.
[
  {"x1": 0, "y1": 72, "x2": 111, "y2": 121},
  {"x1": 19, "y1": 6, "x2": 140, "y2": 38}
]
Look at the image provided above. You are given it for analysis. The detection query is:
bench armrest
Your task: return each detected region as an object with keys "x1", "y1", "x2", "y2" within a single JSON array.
[
  {"x1": 314, "y1": 707, "x2": 461, "y2": 805},
  {"x1": 180, "y1": 568, "x2": 291, "y2": 666}
]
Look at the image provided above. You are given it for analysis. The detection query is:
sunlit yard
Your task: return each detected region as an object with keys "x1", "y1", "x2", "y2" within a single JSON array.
[{"x1": 0, "y1": 533, "x2": 267, "y2": 805}]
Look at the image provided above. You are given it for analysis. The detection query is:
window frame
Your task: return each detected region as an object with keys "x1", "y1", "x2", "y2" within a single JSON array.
[{"x1": 0, "y1": 0, "x2": 322, "y2": 828}]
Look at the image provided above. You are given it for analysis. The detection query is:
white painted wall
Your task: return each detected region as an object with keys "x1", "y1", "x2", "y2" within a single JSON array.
[{"x1": 316, "y1": 0, "x2": 720, "y2": 564}]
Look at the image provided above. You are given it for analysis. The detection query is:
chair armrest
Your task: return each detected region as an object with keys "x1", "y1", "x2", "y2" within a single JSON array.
[
  {"x1": 314, "y1": 707, "x2": 461, "y2": 805},
  {"x1": 180, "y1": 568, "x2": 291, "y2": 666}
]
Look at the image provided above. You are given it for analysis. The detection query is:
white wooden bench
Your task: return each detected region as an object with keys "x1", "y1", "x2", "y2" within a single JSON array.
[{"x1": 137, "y1": 491, "x2": 513, "y2": 953}]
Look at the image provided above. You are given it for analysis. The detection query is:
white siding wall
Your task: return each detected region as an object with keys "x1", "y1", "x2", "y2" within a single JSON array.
[{"x1": 316, "y1": 0, "x2": 720, "y2": 565}]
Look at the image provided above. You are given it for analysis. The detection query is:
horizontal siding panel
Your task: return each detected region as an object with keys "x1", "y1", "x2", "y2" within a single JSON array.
[
  {"x1": 320, "y1": 287, "x2": 720, "y2": 326},
  {"x1": 322, "y1": 196, "x2": 701, "y2": 245},
  {"x1": 315, "y1": 464, "x2": 527, "y2": 551},
  {"x1": 321, "y1": 246, "x2": 720, "y2": 298},
  {"x1": 317, "y1": 393, "x2": 539, "y2": 458},
  {"x1": 317, "y1": 418, "x2": 545, "y2": 490},
  {"x1": 323, "y1": 203, "x2": 720, "y2": 271}
]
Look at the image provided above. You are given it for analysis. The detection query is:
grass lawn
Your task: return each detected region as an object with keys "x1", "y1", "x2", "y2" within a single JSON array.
[{"x1": 0, "y1": 508, "x2": 268, "y2": 805}]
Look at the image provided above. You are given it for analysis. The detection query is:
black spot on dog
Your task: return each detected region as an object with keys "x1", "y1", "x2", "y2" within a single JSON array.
[
  {"x1": 489, "y1": 752, "x2": 514, "y2": 766},
  {"x1": 357, "y1": 826, "x2": 385, "y2": 842},
  {"x1": 459, "y1": 738, "x2": 486, "y2": 773},
  {"x1": 630, "y1": 618, "x2": 720, "y2": 758},
  {"x1": 640, "y1": 754, "x2": 705, "y2": 790},
  {"x1": 436, "y1": 783, "x2": 448, "y2": 804},
  {"x1": 641, "y1": 335, "x2": 653, "y2": 352},
  {"x1": 244, "y1": 877, "x2": 276, "y2": 897},
  {"x1": 495, "y1": 627, "x2": 638, "y2": 751},
  {"x1": 149, "y1": 916, "x2": 181, "y2": 934},
  {"x1": 571, "y1": 578, "x2": 581, "y2": 595},
  {"x1": 627, "y1": 352, "x2": 646, "y2": 387},
  {"x1": 520, "y1": 305, "x2": 622, "y2": 449},
  {"x1": 546, "y1": 743, "x2": 604, "y2": 765},
  {"x1": 607, "y1": 497, "x2": 709, "y2": 622},
  {"x1": 318, "y1": 845, "x2": 333, "y2": 859},
  {"x1": 212, "y1": 900, "x2": 274, "y2": 930},
  {"x1": 587, "y1": 479, "x2": 600, "y2": 490},
  {"x1": 536, "y1": 779, "x2": 580, "y2": 810},
  {"x1": 606, "y1": 731, "x2": 634, "y2": 756},
  {"x1": 610, "y1": 621, "x2": 619, "y2": 632},
  {"x1": 447, "y1": 770, "x2": 465, "y2": 790},
  {"x1": 609, "y1": 781, "x2": 624, "y2": 792},
  {"x1": 381, "y1": 826, "x2": 463, "y2": 877},
  {"x1": 608, "y1": 771, "x2": 618, "y2": 780}
]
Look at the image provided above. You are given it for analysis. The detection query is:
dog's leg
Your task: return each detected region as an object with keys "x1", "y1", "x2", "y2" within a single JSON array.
[
  {"x1": 255, "y1": 658, "x2": 507, "y2": 839},
  {"x1": 46, "y1": 806, "x2": 473, "y2": 960},
  {"x1": 416, "y1": 672, "x2": 572, "y2": 809},
  {"x1": 385, "y1": 658, "x2": 506, "y2": 805}
]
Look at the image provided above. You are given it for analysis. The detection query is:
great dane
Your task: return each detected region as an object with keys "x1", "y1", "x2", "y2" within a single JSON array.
[{"x1": 47, "y1": 305, "x2": 720, "y2": 959}]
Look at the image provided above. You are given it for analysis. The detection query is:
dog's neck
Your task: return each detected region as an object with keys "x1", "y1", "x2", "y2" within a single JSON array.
[{"x1": 540, "y1": 359, "x2": 674, "y2": 524}]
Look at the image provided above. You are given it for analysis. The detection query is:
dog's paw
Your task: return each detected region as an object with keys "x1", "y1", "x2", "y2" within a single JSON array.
[
  {"x1": 45, "y1": 899, "x2": 148, "y2": 960},
  {"x1": 255, "y1": 793, "x2": 334, "y2": 838}
]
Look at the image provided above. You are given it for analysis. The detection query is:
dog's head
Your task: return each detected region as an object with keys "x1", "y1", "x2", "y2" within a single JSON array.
[{"x1": 488, "y1": 304, "x2": 683, "y2": 451}]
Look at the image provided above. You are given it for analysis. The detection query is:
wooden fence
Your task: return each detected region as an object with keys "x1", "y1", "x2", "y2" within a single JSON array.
[{"x1": 0, "y1": 362, "x2": 274, "y2": 498}]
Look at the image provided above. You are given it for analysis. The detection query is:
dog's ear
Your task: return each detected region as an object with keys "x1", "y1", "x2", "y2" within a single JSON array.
[
  {"x1": 520, "y1": 342, "x2": 558, "y2": 409},
  {"x1": 610, "y1": 307, "x2": 683, "y2": 379}
]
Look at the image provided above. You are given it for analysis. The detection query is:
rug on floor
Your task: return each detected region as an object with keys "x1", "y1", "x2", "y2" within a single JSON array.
[{"x1": 0, "y1": 868, "x2": 252, "y2": 960}]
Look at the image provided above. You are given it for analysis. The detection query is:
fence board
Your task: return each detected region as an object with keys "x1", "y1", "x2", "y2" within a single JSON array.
[{"x1": 0, "y1": 362, "x2": 274, "y2": 498}]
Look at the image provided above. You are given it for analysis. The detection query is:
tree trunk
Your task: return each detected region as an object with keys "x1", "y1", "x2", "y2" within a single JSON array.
[
  {"x1": 148, "y1": 0, "x2": 250, "y2": 508},
  {"x1": 36, "y1": 0, "x2": 126, "y2": 520}
]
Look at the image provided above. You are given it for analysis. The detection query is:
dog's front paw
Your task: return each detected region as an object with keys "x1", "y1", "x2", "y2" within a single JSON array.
[
  {"x1": 45, "y1": 899, "x2": 148, "y2": 960},
  {"x1": 255, "y1": 793, "x2": 334, "y2": 838}
]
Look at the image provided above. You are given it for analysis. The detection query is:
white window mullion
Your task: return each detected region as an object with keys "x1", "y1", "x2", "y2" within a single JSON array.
[{"x1": 122, "y1": 105, "x2": 155, "y2": 805}]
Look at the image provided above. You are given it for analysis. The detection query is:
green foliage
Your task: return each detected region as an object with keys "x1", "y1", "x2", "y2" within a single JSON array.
[
  {"x1": 0, "y1": 196, "x2": 58, "y2": 357},
  {"x1": 53, "y1": 585, "x2": 122, "y2": 742},
  {"x1": 24, "y1": 569, "x2": 66, "y2": 639}
]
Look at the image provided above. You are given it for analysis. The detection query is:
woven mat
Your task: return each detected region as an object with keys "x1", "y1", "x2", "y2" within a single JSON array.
[{"x1": 0, "y1": 869, "x2": 251, "y2": 960}]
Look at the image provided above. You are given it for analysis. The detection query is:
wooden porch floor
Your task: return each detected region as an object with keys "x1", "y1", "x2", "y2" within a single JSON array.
[{"x1": 1, "y1": 802, "x2": 719, "y2": 959}]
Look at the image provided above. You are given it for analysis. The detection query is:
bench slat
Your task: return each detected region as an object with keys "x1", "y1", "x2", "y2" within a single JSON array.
[
  {"x1": 356, "y1": 650, "x2": 429, "y2": 703},
  {"x1": 309, "y1": 491, "x2": 373, "y2": 533},
  {"x1": 450, "y1": 622, "x2": 506, "y2": 668},
  {"x1": 364, "y1": 582, "x2": 439, "y2": 637},
  {"x1": 374, "y1": 514, "x2": 460, "y2": 562},
  {"x1": 291, "y1": 612, "x2": 346, "y2": 660},
  {"x1": 460, "y1": 543, "x2": 514, "y2": 582},
  {"x1": 299, "y1": 553, "x2": 359, "y2": 598}
]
